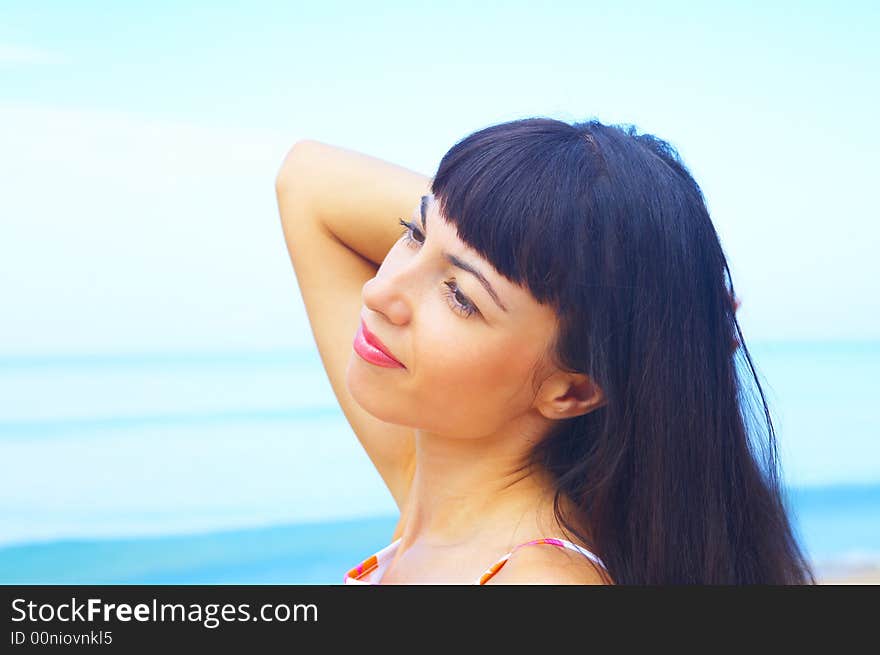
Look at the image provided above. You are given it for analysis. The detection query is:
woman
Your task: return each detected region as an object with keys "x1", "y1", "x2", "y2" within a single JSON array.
[{"x1": 274, "y1": 117, "x2": 816, "y2": 585}]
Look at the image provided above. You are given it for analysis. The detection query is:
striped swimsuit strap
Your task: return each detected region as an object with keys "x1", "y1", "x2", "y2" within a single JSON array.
[
  {"x1": 343, "y1": 537, "x2": 607, "y2": 584},
  {"x1": 476, "y1": 537, "x2": 607, "y2": 585}
]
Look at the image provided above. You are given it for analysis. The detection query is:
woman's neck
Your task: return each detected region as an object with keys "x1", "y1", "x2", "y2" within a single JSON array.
[{"x1": 393, "y1": 427, "x2": 575, "y2": 552}]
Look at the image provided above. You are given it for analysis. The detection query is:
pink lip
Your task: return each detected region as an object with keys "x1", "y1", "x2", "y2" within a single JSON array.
[{"x1": 354, "y1": 320, "x2": 406, "y2": 368}]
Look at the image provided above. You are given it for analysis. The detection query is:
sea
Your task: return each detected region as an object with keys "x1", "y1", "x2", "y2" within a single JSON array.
[{"x1": 0, "y1": 341, "x2": 877, "y2": 584}]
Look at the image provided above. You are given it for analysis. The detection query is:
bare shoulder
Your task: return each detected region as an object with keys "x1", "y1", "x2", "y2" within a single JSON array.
[{"x1": 484, "y1": 543, "x2": 613, "y2": 585}]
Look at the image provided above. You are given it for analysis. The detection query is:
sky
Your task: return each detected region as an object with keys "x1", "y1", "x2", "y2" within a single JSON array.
[{"x1": 1, "y1": 0, "x2": 878, "y2": 357}]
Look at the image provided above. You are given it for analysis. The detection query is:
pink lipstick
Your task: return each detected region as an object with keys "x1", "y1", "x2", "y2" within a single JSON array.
[{"x1": 354, "y1": 320, "x2": 406, "y2": 369}]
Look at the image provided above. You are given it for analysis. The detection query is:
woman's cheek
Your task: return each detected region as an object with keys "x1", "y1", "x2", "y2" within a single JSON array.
[{"x1": 440, "y1": 338, "x2": 514, "y2": 391}]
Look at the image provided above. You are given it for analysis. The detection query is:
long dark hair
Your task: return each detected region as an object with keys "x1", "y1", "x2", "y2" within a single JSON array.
[{"x1": 429, "y1": 117, "x2": 816, "y2": 584}]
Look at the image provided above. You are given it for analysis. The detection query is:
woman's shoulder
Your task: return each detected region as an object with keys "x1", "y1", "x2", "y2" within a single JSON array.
[{"x1": 482, "y1": 538, "x2": 613, "y2": 585}]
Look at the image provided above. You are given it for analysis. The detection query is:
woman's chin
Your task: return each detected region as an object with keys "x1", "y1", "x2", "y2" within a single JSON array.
[{"x1": 345, "y1": 356, "x2": 398, "y2": 420}]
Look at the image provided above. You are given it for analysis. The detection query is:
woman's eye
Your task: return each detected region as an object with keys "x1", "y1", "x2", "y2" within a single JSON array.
[
  {"x1": 396, "y1": 218, "x2": 479, "y2": 319},
  {"x1": 398, "y1": 219, "x2": 424, "y2": 247},
  {"x1": 442, "y1": 280, "x2": 478, "y2": 318}
]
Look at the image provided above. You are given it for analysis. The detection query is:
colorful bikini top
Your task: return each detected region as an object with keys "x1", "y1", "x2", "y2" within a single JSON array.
[{"x1": 343, "y1": 537, "x2": 607, "y2": 584}]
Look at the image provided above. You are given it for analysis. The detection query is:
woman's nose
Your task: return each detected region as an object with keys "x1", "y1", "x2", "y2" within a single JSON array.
[{"x1": 361, "y1": 266, "x2": 414, "y2": 325}]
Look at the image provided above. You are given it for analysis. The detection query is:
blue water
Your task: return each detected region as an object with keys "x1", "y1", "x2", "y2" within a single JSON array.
[
  {"x1": 1, "y1": 342, "x2": 878, "y2": 583},
  {"x1": 0, "y1": 515, "x2": 400, "y2": 585}
]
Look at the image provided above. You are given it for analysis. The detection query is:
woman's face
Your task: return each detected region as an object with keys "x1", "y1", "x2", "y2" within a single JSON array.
[{"x1": 346, "y1": 194, "x2": 562, "y2": 439}]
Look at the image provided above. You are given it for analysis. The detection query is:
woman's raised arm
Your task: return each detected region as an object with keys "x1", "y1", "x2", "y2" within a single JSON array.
[
  {"x1": 276, "y1": 139, "x2": 432, "y2": 265},
  {"x1": 274, "y1": 139, "x2": 431, "y2": 513}
]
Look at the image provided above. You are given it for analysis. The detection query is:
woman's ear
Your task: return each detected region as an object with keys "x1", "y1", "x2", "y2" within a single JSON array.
[{"x1": 536, "y1": 372, "x2": 605, "y2": 420}]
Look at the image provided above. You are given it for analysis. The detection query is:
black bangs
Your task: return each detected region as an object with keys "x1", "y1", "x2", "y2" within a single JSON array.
[{"x1": 429, "y1": 117, "x2": 601, "y2": 309}]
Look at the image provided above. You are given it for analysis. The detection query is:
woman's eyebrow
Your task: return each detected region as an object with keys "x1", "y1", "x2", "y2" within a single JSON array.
[{"x1": 419, "y1": 194, "x2": 509, "y2": 313}]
